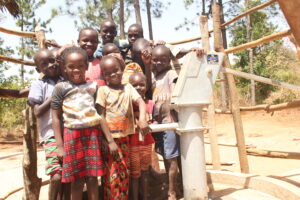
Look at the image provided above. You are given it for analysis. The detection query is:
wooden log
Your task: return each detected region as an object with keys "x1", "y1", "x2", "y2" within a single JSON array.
[
  {"x1": 22, "y1": 107, "x2": 42, "y2": 200},
  {"x1": 200, "y1": 14, "x2": 221, "y2": 170},
  {"x1": 168, "y1": 0, "x2": 276, "y2": 46},
  {"x1": 221, "y1": 67, "x2": 300, "y2": 90},
  {"x1": 239, "y1": 99, "x2": 300, "y2": 112},
  {"x1": 1, "y1": 180, "x2": 50, "y2": 200},
  {"x1": 212, "y1": 3, "x2": 249, "y2": 173},
  {"x1": 0, "y1": 55, "x2": 35, "y2": 66},
  {"x1": 247, "y1": 148, "x2": 300, "y2": 159},
  {"x1": 202, "y1": 108, "x2": 232, "y2": 114},
  {"x1": 225, "y1": 29, "x2": 292, "y2": 54},
  {"x1": 0, "y1": 26, "x2": 35, "y2": 38},
  {"x1": 206, "y1": 161, "x2": 235, "y2": 166},
  {"x1": 35, "y1": 26, "x2": 46, "y2": 49},
  {"x1": 278, "y1": 0, "x2": 300, "y2": 48},
  {"x1": 221, "y1": 0, "x2": 277, "y2": 28}
]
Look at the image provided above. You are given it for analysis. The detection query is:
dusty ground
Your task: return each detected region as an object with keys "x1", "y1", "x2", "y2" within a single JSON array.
[{"x1": 0, "y1": 108, "x2": 300, "y2": 199}]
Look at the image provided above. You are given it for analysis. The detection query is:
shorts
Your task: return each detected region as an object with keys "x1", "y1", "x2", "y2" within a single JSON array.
[
  {"x1": 129, "y1": 144, "x2": 152, "y2": 178},
  {"x1": 152, "y1": 130, "x2": 180, "y2": 159},
  {"x1": 43, "y1": 136, "x2": 62, "y2": 176}
]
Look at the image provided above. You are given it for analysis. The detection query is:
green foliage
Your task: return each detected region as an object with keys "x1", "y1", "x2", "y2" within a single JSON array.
[
  {"x1": 229, "y1": 0, "x2": 289, "y2": 103},
  {"x1": 51, "y1": 0, "x2": 169, "y2": 31}
]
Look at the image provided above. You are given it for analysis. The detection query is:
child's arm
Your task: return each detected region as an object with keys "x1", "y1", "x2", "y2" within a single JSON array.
[
  {"x1": 33, "y1": 97, "x2": 52, "y2": 118},
  {"x1": 52, "y1": 108, "x2": 65, "y2": 159},
  {"x1": 135, "y1": 97, "x2": 151, "y2": 135},
  {"x1": 96, "y1": 104, "x2": 118, "y2": 157}
]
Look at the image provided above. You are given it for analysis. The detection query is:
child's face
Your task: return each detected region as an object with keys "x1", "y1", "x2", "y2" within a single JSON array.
[
  {"x1": 64, "y1": 52, "x2": 88, "y2": 84},
  {"x1": 130, "y1": 75, "x2": 146, "y2": 97},
  {"x1": 100, "y1": 22, "x2": 117, "y2": 44},
  {"x1": 102, "y1": 59, "x2": 123, "y2": 87},
  {"x1": 128, "y1": 27, "x2": 143, "y2": 45},
  {"x1": 36, "y1": 50, "x2": 60, "y2": 78},
  {"x1": 78, "y1": 30, "x2": 99, "y2": 57},
  {"x1": 151, "y1": 48, "x2": 171, "y2": 74}
]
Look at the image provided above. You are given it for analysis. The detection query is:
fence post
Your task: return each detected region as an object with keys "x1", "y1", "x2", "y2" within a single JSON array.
[
  {"x1": 212, "y1": 4, "x2": 249, "y2": 173},
  {"x1": 22, "y1": 25, "x2": 46, "y2": 200},
  {"x1": 22, "y1": 107, "x2": 42, "y2": 200},
  {"x1": 200, "y1": 15, "x2": 221, "y2": 170}
]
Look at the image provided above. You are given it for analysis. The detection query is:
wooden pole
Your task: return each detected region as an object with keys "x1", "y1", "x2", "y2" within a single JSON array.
[
  {"x1": 277, "y1": 0, "x2": 300, "y2": 47},
  {"x1": 22, "y1": 25, "x2": 46, "y2": 200},
  {"x1": 0, "y1": 26, "x2": 35, "y2": 37},
  {"x1": 212, "y1": 4, "x2": 249, "y2": 173},
  {"x1": 221, "y1": 67, "x2": 300, "y2": 91},
  {"x1": 247, "y1": 148, "x2": 300, "y2": 160},
  {"x1": 225, "y1": 29, "x2": 292, "y2": 54},
  {"x1": 168, "y1": 0, "x2": 276, "y2": 46},
  {"x1": 0, "y1": 54, "x2": 35, "y2": 66},
  {"x1": 22, "y1": 107, "x2": 42, "y2": 200},
  {"x1": 200, "y1": 15, "x2": 221, "y2": 170}
]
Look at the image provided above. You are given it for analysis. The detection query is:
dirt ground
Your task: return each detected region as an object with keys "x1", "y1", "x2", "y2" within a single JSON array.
[{"x1": 0, "y1": 108, "x2": 300, "y2": 198}]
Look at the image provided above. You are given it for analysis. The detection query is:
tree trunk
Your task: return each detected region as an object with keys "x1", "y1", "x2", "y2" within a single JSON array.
[
  {"x1": 245, "y1": 0, "x2": 255, "y2": 105},
  {"x1": 134, "y1": 0, "x2": 142, "y2": 25},
  {"x1": 119, "y1": 0, "x2": 125, "y2": 39},
  {"x1": 146, "y1": 0, "x2": 153, "y2": 40}
]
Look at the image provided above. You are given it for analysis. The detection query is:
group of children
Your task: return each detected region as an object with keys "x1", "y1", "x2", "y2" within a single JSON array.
[{"x1": 27, "y1": 19, "x2": 204, "y2": 200}]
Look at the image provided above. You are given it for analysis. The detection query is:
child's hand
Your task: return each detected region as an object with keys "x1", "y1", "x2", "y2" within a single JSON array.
[
  {"x1": 190, "y1": 47, "x2": 205, "y2": 58},
  {"x1": 156, "y1": 40, "x2": 166, "y2": 45},
  {"x1": 141, "y1": 49, "x2": 152, "y2": 66},
  {"x1": 108, "y1": 141, "x2": 118, "y2": 158},
  {"x1": 138, "y1": 120, "x2": 151, "y2": 136},
  {"x1": 57, "y1": 146, "x2": 65, "y2": 160}
]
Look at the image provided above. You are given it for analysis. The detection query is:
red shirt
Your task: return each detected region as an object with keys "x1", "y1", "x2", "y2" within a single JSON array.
[
  {"x1": 129, "y1": 100, "x2": 155, "y2": 146},
  {"x1": 85, "y1": 58, "x2": 106, "y2": 86}
]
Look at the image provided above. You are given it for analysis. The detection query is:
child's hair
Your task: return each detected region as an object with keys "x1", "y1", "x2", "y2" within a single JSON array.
[
  {"x1": 100, "y1": 19, "x2": 117, "y2": 30},
  {"x1": 61, "y1": 46, "x2": 88, "y2": 66},
  {"x1": 129, "y1": 72, "x2": 146, "y2": 84},
  {"x1": 78, "y1": 27, "x2": 99, "y2": 41},
  {"x1": 132, "y1": 38, "x2": 150, "y2": 55},
  {"x1": 128, "y1": 23, "x2": 143, "y2": 36},
  {"x1": 102, "y1": 43, "x2": 120, "y2": 56},
  {"x1": 101, "y1": 55, "x2": 125, "y2": 71},
  {"x1": 33, "y1": 49, "x2": 49, "y2": 65}
]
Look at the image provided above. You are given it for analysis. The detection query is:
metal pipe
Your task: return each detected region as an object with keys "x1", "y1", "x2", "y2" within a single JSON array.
[
  {"x1": 149, "y1": 123, "x2": 179, "y2": 133},
  {"x1": 178, "y1": 106, "x2": 208, "y2": 199}
]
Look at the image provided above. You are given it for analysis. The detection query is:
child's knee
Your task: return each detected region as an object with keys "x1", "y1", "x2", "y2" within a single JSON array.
[{"x1": 51, "y1": 173, "x2": 62, "y2": 182}]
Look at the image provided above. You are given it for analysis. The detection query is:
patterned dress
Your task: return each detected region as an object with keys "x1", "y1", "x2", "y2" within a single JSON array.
[
  {"x1": 51, "y1": 81, "x2": 105, "y2": 183},
  {"x1": 96, "y1": 84, "x2": 141, "y2": 200}
]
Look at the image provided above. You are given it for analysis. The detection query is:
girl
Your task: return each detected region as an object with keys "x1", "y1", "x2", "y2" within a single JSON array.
[
  {"x1": 78, "y1": 28, "x2": 106, "y2": 86},
  {"x1": 95, "y1": 55, "x2": 150, "y2": 200},
  {"x1": 128, "y1": 72, "x2": 155, "y2": 200},
  {"x1": 51, "y1": 46, "x2": 117, "y2": 200}
]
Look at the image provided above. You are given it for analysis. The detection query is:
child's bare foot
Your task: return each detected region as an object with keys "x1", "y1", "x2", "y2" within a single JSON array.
[{"x1": 168, "y1": 191, "x2": 177, "y2": 200}]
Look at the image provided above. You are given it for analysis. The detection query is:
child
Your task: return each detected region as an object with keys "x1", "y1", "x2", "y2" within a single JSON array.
[
  {"x1": 102, "y1": 43, "x2": 121, "y2": 56},
  {"x1": 128, "y1": 72, "x2": 155, "y2": 200},
  {"x1": 28, "y1": 49, "x2": 66, "y2": 200},
  {"x1": 151, "y1": 45, "x2": 180, "y2": 200},
  {"x1": 51, "y1": 47, "x2": 117, "y2": 200},
  {"x1": 122, "y1": 24, "x2": 144, "y2": 64},
  {"x1": 78, "y1": 27, "x2": 105, "y2": 86},
  {"x1": 95, "y1": 55, "x2": 150, "y2": 200},
  {"x1": 94, "y1": 19, "x2": 118, "y2": 58}
]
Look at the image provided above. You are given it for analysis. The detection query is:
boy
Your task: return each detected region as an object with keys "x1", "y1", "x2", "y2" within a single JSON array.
[
  {"x1": 151, "y1": 45, "x2": 180, "y2": 200},
  {"x1": 28, "y1": 49, "x2": 66, "y2": 200},
  {"x1": 94, "y1": 19, "x2": 120, "y2": 58}
]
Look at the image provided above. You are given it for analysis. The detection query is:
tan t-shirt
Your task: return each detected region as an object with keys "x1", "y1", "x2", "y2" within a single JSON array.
[{"x1": 96, "y1": 84, "x2": 141, "y2": 138}]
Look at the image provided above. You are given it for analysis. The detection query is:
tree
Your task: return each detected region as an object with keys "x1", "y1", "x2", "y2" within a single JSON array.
[
  {"x1": 134, "y1": 0, "x2": 142, "y2": 25},
  {"x1": 15, "y1": 0, "x2": 52, "y2": 86},
  {"x1": 229, "y1": 0, "x2": 279, "y2": 102}
]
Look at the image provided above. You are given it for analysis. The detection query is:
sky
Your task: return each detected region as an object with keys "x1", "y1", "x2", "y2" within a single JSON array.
[{"x1": 0, "y1": 0, "x2": 291, "y2": 79}]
